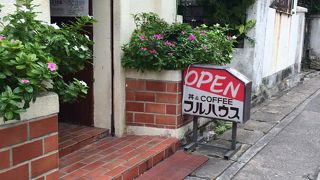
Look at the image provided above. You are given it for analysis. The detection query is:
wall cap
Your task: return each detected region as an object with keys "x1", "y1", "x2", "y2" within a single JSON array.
[
  {"x1": 0, "y1": 92, "x2": 59, "y2": 126},
  {"x1": 126, "y1": 69, "x2": 182, "y2": 82}
]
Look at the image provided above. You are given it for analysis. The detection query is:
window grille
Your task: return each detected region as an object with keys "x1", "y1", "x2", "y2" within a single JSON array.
[{"x1": 270, "y1": 0, "x2": 296, "y2": 14}]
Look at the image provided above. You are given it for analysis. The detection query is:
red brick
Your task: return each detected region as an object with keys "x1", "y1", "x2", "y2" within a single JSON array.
[
  {"x1": 35, "y1": 176, "x2": 45, "y2": 180},
  {"x1": 104, "y1": 166, "x2": 127, "y2": 177},
  {"x1": 83, "y1": 160, "x2": 105, "y2": 171},
  {"x1": 156, "y1": 115, "x2": 177, "y2": 126},
  {"x1": 177, "y1": 83, "x2": 182, "y2": 92},
  {"x1": 126, "y1": 112, "x2": 134, "y2": 123},
  {"x1": 0, "y1": 164, "x2": 29, "y2": 180},
  {"x1": 145, "y1": 103, "x2": 166, "y2": 114},
  {"x1": 123, "y1": 167, "x2": 139, "y2": 180},
  {"x1": 30, "y1": 116, "x2": 58, "y2": 139},
  {"x1": 126, "y1": 79, "x2": 145, "y2": 90},
  {"x1": 166, "y1": 105, "x2": 177, "y2": 115},
  {"x1": 136, "y1": 92, "x2": 155, "y2": 102},
  {"x1": 146, "y1": 81, "x2": 166, "y2": 91},
  {"x1": 152, "y1": 151, "x2": 165, "y2": 165},
  {"x1": 31, "y1": 153, "x2": 59, "y2": 178},
  {"x1": 156, "y1": 93, "x2": 178, "y2": 104},
  {"x1": 134, "y1": 113, "x2": 155, "y2": 124},
  {"x1": 0, "y1": 124, "x2": 27, "y2": 148},
  {"x1": 126, "y1": 91, "x2": 135, "y2": 101},
  {"x1": 0, "y1": 150, "x2": 10, "y2": 170},
  {"x1": 44, "y1": 135, "x2": 58, "y2": 154},
  {"x1": 126, "y1": 102, "x2": 144, "y2": 112},
  {"x1": 46, "y1": 171, "x2": 59, "y2": 180},
  {"x1": 13, "y1": 140, "x2": 43, "y2": 165},
  {"x1": 167, "y1": 82, "x2": 179, "y2": 92}
]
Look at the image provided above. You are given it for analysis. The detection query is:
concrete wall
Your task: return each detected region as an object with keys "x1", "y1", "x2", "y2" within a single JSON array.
[
  {"x1": 230, "y1": 0, "x2": 307, "y2": 103},
  {"x1": 307, "y1": 14, "x2": 320, "y2": 69}
]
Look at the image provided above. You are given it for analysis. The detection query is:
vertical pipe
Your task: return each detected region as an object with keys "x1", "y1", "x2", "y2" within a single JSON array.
[{"x1": 110, "y1": 0, "x2": 115, "y2": 136}]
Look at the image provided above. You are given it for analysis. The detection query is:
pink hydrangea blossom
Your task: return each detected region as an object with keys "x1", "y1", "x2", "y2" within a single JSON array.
[
  {"x1": 202, "y1": 45, "x2": 208, "y2": 50},
  {"x1": 139, "y1": 35, "x2": 146, "y2": 41},
  {"x1": 164, "y1": 41, "x2": 175, "y2": 47},
  {"x1": 226, "y1": 36, "x2": 233, "y2": 40},
  {"x1": 188, "y1": 34, "x2": 196, "y2": 41},
  {"x1": 47, "y1": 62, "x2": 57, "y2": 72},
  {"x1": 149, "y1": 49, "x2": 158, "y2": 55},
  {"x1": 21, "y1": 79, "x2": 30, "y2": 84},
  {"x1": 140, "y1": 47, "x2": 147, "y2": 51},
  {"x1": 0, "y1": 35, "x2": 5, "y2": 40},
  {"x1": 153, "y1": 34, "x2": 162, "y2": 39}
]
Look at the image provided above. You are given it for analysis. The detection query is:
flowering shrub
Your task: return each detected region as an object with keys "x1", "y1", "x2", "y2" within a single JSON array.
[
  {"x1": 0, "y1": 0, "x2": 93, "y2": 121},
  {"x1": 121, "y1": 13, "x2": 236, "y2": 72}
]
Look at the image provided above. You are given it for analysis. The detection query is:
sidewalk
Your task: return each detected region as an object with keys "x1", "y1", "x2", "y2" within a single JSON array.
[{"x1": 186, "y1": 71, "x2": 320, "y2": 180}]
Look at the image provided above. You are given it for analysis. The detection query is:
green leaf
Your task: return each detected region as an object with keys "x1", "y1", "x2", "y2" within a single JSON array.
[
  {"x1": 25, "y1": 86, "x2": 33, "y2": 93},
  {"x1": 4, "y1": 111, "x2": 14, "y2": 120},
  {"x1": 16, "y1": 65, "x2": 26, "y2": 70},
  {"x1": 0, "y1": 73, "x2": 6, "y2": 79}
]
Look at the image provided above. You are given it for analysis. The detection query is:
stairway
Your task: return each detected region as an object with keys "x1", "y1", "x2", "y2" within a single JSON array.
[{"x1": 58, "y1": 125, "x2": 179, "y2": 180}]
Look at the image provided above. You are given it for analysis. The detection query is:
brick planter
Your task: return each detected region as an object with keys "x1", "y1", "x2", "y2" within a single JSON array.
[
  {"x1": 125, "y1": 70, "x2": 193, "y2": 139},
  {"x1": 0, "y1": 93, "x2": 59, "y2": 180}
]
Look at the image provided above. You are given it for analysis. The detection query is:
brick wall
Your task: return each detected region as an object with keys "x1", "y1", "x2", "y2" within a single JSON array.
[
  {"x1": 0, "y1": 115, "x2": 59, "y2": 180},
  {"x1": 126, "y1": 78, "x2": 191, "y2": 129}
]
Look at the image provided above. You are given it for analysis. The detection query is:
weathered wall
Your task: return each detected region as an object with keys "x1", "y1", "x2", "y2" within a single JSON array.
[
  {"x1": 306, "y1": 14, "x2": 320, "y2": 69},
  {"x1": 230, "y1": 0, "x2": 307, "y2": 104}
]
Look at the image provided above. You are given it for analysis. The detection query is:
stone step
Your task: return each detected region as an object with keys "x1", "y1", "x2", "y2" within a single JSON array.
[
  {"x1": 58, "y1": 123, "x2": 109, "y2": 157},
  {"x1": 59, "y1": 135, "x2": 179, "y2": 180}
]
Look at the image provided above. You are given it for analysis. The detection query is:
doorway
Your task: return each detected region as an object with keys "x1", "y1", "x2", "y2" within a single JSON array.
[{"x1": 50, "y1": 0, "x2": 94, "y2": 126}]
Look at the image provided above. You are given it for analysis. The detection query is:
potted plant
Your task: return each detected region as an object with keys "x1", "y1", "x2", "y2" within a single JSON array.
[
  {"x1": 0, "y1": 0, "x2": 93, "y2": 123},
  {"x1": 122, "y1": 13, "x2": 236, "y2": 137}
]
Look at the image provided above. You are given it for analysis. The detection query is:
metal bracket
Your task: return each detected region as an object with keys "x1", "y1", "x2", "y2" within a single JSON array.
[{"x1": 184, "y1": 116, "x2": 241, "y2": 160}]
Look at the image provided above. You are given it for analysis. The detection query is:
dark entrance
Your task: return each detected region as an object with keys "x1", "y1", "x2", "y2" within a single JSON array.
[{"x1": 50, "y1": 0, "x2": 94, "y2": 126}]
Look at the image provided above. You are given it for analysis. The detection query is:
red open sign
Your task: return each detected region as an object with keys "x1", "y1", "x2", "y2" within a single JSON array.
[{"x1": 183, "y1": 65, "x2": 252, "y2": 123}]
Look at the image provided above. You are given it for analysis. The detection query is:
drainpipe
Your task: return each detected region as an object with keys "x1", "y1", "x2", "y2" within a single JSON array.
[{"x1": 110, "y1": 0, "x2": 115, "y2": 136}]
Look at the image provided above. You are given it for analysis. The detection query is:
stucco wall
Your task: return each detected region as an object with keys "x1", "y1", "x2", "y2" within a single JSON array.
[
  {"x1": 0, "y1": 0, "x2": 50, "y2": 23},
  {"x1": 113, "y1": 0, "x2": 177, "y2": 136},
  {"x1": 230, "y1": 0, "x2": 307, "y2": 95},
  {"x1": 308, "y1": 14, "x2": 320, "y2": 62}
]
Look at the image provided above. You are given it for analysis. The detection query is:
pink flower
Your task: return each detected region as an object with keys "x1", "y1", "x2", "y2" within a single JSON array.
[
  {"x1": 0, "y1": 35, "x2": 5, "y2": 40},
  {"x1": 139, "y1": 35, "x2": 146, "y2": 41},
  {"x1": 188, "y1": 34, "x2": 196, "y2": 41},
  {"x1": 11, "y1": 39, "x2": 17, "y2": 43},
  {"x1": 21, "y1": 79, "x2": 30, "y2": 84},
  {"x1": 202, "y1": 45, "x2": 208, "y2": 50},
  {"x1": 149, "y1": 49, "x2": 158, "y2": 55},
  {"x1": 168, "y1": 53, "x2": 174, "y2": 56},
  {"x1": 164, "y1": 41, "x2": 175, "y2": 47},
  {"x1": 140, "y1": 47, "x2": 147, "y2": 51},
  {"x1": 47, "y1": 62, "x2": 57, "y2": 72},
  {"x1": 227, "y1": 36, "x2": 233, "y2": 40},
  {"x1": 181, "y1": 31, "x2": 186, "y2": 35},
  {"x1": 153, "y1": 34, "x2": 162, "y2": 39},
  {"x1": 201, "y1": 30, "x2": 208, "y2": 35}
]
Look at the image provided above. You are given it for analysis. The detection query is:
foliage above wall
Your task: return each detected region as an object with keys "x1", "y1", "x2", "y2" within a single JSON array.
[
  {"x1": 121, "y1": 13, "x2": 236, "y2": 72},
  {"x1": 0, "y1": 0, "x2": 93, "y2": 121},
  {"x1": 299, "y1": 0, "x2": 320, "y2": 14}
]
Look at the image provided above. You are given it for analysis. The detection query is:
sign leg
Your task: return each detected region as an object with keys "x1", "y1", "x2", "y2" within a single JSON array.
[
  {"x1": 224, "y1": 122, "x2": 241, "y2": 159},
  {"x1": 184, "y1": 116, "x2": 199, "y2": 151}
]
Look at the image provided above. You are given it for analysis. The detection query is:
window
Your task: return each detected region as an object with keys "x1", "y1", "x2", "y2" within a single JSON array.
[{"x1": 270, "y1": 0, "x2": 297, "y2": 14}]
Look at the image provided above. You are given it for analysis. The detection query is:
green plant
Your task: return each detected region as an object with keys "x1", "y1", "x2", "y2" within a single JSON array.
[
  {"x1": 299, "y1": 0, "x2": 320, "y2": 14},
  {"x1": 0, "y1": 0, "x2": 93, "y2": 121},
  {"x1": 121, "y1": 13, "x2": 236, "y2": 72}
]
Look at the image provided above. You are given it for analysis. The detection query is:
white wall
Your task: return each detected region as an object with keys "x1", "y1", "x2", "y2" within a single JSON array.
[
  {"x1": 0, "y1": 0, "x2": 50, "y2": 24},
  {"x1": 113, "y1": 0, "x2": 177, "y2": 136},
  {"x1": 309, "y1": 14, "x2": 320, "y2": 59},
  {"x1": 230, "y1": 0, "x2": 307, "y2": 93}
]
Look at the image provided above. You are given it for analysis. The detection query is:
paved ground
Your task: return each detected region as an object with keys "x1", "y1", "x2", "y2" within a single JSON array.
[{"x1": 186, "y1": 71, "x2": 320, "y2": 180}]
